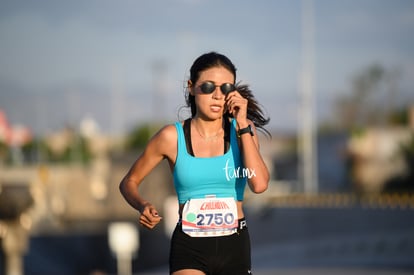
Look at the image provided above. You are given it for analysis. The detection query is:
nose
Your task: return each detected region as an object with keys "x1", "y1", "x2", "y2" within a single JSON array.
[{"x1": 212, "y1": 86, "x2": 225, "y2": 99}]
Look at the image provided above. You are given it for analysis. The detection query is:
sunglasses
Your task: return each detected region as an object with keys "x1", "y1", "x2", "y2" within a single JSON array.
[{"x1": 198, "y1": 81, "x2": 236, "y2": 95}]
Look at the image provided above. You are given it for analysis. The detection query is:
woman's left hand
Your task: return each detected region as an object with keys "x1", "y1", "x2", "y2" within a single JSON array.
[{"x1": 225, "y1": 91, "x2": 248, "y2": 127}]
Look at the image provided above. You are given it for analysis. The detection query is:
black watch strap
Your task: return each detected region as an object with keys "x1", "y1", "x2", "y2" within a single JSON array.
[{"x1": 238, "y1": 125, "x2": 254, "y2": 137}]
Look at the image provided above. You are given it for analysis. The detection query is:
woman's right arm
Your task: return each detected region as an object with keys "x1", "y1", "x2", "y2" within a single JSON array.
[{"x1": 119, "y1": 124, "x2": 177, "y2": 229}]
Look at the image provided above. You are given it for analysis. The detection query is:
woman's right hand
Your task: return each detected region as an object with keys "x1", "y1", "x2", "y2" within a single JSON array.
[{"x1": 139, "y1": 203, "x2": 162, "y2": 229}]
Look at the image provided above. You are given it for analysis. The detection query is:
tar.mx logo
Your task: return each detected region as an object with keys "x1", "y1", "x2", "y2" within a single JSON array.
[{"x1": 223, "y1": 159, "x2": 256, "y2": 181}]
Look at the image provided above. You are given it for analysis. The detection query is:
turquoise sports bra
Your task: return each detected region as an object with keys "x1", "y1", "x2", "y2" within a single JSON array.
[{"x1": 173, "y1": 119, "x2": 247, "y2": 204}]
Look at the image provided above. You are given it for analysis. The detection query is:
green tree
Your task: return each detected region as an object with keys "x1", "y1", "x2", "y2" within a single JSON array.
[
  {"x1": 334, "y1": 64, "x2": 401, "y2": 131},
  {"x1": 126, "y1": 124, "x2": 156, "y2": 150}
]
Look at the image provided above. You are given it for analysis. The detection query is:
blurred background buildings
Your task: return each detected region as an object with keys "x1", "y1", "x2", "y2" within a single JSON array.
[{"x1": 1, "y1": 0, "x2": 414, "y2": 274}]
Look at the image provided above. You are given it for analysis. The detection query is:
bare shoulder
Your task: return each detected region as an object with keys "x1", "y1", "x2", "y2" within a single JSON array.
[
  {"x1": 154, "y1": 123, "x2": 177, "y2": 144},
  {"x1": 147, "y1": 123, "x2": 178, "y2": 161}
]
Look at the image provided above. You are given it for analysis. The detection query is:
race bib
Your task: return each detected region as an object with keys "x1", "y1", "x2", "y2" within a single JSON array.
[{"x1": 181, "y1": 197, "x2": 238, "y2": 237}]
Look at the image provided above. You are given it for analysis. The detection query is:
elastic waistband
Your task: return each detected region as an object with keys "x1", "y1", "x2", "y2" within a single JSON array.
[{"x1": 238, "y1": 217, "x2": 248, "y2": 231}]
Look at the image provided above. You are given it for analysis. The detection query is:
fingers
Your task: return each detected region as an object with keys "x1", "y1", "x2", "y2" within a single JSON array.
[
  {"x1": 139, "y1": 205, "x2": 162, "y2": 229},
  {"x1": 139, "y1": 215, "x2": 162, "y2": 229},
  {"x1": 225, "y1": 91, "x2": 248, "y2": 120}
]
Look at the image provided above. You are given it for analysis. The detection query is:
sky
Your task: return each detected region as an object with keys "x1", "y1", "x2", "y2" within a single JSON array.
[{"x1": 0, "y1": 0, "x2": 414, "y2": 135}]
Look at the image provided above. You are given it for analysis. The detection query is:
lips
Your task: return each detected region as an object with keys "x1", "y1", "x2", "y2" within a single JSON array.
[{"x1": 210, "y1": 105, "x2": 222, "y2": 112}]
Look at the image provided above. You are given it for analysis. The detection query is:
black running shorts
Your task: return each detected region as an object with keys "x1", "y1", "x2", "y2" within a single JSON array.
[{"x1": 169, "y1": 218, "x2": 252, "y2": 275}]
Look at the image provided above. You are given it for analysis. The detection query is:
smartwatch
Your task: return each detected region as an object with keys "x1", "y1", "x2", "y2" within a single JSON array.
[{"x1": 238, "y1": 125, "x2": 254, "y2": 137}]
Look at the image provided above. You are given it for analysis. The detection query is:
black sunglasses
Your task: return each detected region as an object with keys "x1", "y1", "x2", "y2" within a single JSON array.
[{"x1": 198, "y1": 81, "x2": 236, "y2": 95}]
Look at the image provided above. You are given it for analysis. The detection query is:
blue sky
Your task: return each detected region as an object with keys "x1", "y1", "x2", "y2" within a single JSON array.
[{"x1": 1, "y1": 0, "x2": 413, "y2": 134}]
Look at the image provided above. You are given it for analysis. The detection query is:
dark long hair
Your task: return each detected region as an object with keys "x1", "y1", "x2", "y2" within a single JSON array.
[{"x1": 184, "y1": 51, "x2": 270, "y2": 137}]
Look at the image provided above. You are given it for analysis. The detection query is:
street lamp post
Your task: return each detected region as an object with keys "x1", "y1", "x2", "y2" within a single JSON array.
[
  {"x1": 299, "y1": 0, "x2": 318, "y2": 194},
  {"x1": 108, "y1": 222, "x2": 139, "y2": 275}
]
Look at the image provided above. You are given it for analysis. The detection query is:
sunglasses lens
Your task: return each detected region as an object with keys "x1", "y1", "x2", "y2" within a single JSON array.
[
  {"x1": 221, "y1": 83, "x2": 235, "y2": 94},
  {"x1": 200, "y1": 82, "x2": 215, "y2": 94},
  {"x1": 199, "y1": 82, "x2": 235, "y2": 94}
]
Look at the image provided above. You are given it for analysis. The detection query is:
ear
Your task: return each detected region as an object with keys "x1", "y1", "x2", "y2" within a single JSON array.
[{"x1": 187, "y1": 80, "x2": 195, "y2": 96}]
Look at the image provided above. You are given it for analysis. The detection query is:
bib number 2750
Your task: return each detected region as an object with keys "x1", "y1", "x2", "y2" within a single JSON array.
[
  {"x1": 197, "y1": 213, "x2": 235, "y2": 226},
  {"x1": 181, "y1": 197, "x2": 238, "y2": 237}
]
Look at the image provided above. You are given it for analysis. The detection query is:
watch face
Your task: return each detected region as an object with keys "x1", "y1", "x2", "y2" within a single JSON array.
[
  {"x1": 238, "y1": 125, "x2": 253, "y2": 137},
  {"x1": 247, "y1": 125, "x2": 253, "y2": 135}
]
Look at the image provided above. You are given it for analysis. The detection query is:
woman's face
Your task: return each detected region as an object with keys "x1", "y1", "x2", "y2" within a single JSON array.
[{"x1": 190, "y1": 66, "x2": 235, "y2": 120}]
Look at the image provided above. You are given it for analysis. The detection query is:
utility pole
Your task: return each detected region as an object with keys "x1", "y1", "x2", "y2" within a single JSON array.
[
  {"x1": 152, "y1": 59, "x2": 168, "y2": 123},
  {"x1": 299, "y1": 0, "x2": 318, "y2": 194},
  {"x1": 110, "y1": 65, "x2": 125, "y2": 136}
]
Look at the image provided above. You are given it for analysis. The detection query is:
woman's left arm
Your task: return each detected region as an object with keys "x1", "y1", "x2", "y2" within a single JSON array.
[
  {"x1": 237, "y1": 121, "x2": 269, "y2": 193},
  {"x1": 226, "y1": 91, "x2": 270, "y2": 193}
]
